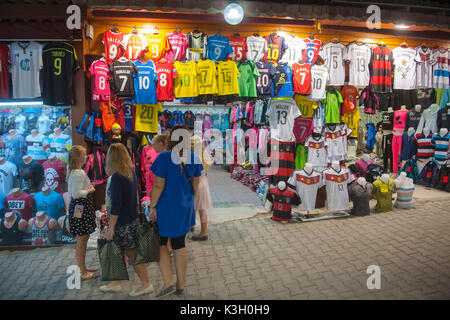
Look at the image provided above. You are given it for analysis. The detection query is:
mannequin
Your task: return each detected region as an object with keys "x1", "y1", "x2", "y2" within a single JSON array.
[
  {"x1": 288, "y1": 163, "x2": 322, "y2": 215},
  {"x1": 323, "y1": 162, "x2": 351, "y2": 212},
  {"x1": 387, "y1": 107, "x2": 394, "y2": 113},
  {"x1": 349, "y1": 177, "x2": 373, "y2": 216},
  {"x1": 380, "y1": 173, "x2": 390, "y2": 184},
  {"x1": 303, "y1": 163, "x2": 313, "y2": 175},
  {"x1": 415, "y1": 105, "x2": 421, "y2": 113},
  {"x1": 19, "y1": 155, "x2": 44, "y2": 194},
  {"x1": 400, "y1": 105, "x2": 407, "y2": 110},
  {"x1": 372, "y1": 174, "x2": 396, "y2": 213},
  {"x1": 28, "y1": 211, "x2": 57, "y2": 245},
  {"x1": 0, "y1": 211, "x2": 27, "y2": 245},
  {"x1": 267, "y1": 181, "x2": 301, "y2": 223},
  {"x1": 408, "y1": 127, "x2": 415, "y2": 136},
  {"x1": 394, "y1": 172, "x2": 415, "y2": 209},
  {"x1": 357, "y1": 177, "x2": 367, "y2": 187},
  {"x1": 42, "y1": 153, "x2": 67, "y2": 194},
  {"x1": 330, "y1": 160, "x2": 341, "y2": 172},
  {"x1": 34, "y1": 186, "x2": 65, "y2": 220},
  {"x1": 439, "y1": 128, "x2": 448, "y2": 137}
]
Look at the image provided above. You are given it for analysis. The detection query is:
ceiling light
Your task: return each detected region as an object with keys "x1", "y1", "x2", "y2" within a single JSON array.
[
  {"x1": 395, "y1": 25, "x2": 410, "y2": 29},
  {"x1": 224, "y1": 3, "x2": 244, "y2": 25}
]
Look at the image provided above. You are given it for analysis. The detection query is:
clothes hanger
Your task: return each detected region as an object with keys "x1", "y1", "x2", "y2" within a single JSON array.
[
  {"x1": 355, "y1": 39, "x2": 364, "y2": 45},
  {"x1": 331, "y1": 37, "x2": 340, "y2": 43},
  {"x1": 111, "y1": 24, "x2": 120, "y2": 33},
  {"x1": 153, "y1": 26, "x2": 160, "y2": 34},
  {"x1": 174, "y1": 27, "x2": 180, "y2": 34},
  {"x1": 253, "y1": 31, "x2": 260, "y2": 37},
  {"x1": 233, "y1": 33, "x2": 240, "y2": 37},
  {"x1": 193, "y1": 27, "x2": 200, "y2": 33},
  {"x1": 379, "y1": 40, "x2": 385, "y2": 46},
  {"x1": 131, "y1": 26, "x2": 138, "y2": 34},
  {"x1": 308, "y1": 33, "x2": 314, "y2": 40},
  {"x1": 400, "y1": 41, "x2": 408, "y2": 48}
]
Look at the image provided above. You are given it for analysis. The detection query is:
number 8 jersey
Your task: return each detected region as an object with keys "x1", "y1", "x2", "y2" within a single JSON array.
[
  {"x1": 267, "y1": 99, "x2": 301, "y2": 142},
  {"x1": 155, "y1": 61, "x2": 178, "y2": 102},
  {"x1": 88, "y1": 59, "x2": 110, "y2": 101}
]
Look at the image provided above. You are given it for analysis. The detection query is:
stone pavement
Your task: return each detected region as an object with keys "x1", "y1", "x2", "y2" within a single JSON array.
[{"x1": 1, "y1": 197, "x2": 449, "y2": 300}]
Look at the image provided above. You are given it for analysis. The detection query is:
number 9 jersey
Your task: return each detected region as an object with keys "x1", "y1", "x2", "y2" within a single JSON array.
[{"x1": 42, "y1": 42, "x2": 80, "y2": 106}]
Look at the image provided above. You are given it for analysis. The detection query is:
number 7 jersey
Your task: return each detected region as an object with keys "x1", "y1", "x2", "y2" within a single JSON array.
[{"x1": 109, "y1": 58, "x2": 138, "y2": 97}]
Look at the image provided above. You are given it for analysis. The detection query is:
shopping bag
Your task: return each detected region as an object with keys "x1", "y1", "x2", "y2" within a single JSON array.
[
  {"x1": 134, "y1": 221, "x2": 160, "y2": 265},
  {"x1": 97, "y1": 239, "x2": 129, "y2": 281}
]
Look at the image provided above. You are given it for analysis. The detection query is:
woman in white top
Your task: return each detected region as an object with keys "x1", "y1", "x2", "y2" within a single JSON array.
[{"x1": 67, "y1": 145, "x2": 98, "y2": 280}]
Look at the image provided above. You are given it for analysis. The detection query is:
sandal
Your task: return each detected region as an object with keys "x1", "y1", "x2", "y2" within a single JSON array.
[
  {"x1": 81, "y1": 271, "x2": 99, "y2": 280},
  {"x1": 86, "y1": 267, "x2": 99, "y2": 272}
]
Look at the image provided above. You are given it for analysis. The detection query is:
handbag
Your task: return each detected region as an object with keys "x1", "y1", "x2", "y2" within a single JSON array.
[
  {"x1": 97, "y1": 239, "x2": 129, "y2": 281},
  {"x1": 134, "y1": 220, "x2": 160, "y2": 265},
  {"x1": 73, "y1": 204, "x2": 84, "y2": 218},
  {"x1": 181, "y1": 162, "x2": 195, "y2": 195}
]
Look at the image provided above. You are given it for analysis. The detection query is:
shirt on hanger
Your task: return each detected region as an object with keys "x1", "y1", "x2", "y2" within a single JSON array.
[
  {"x1": 121, "y1": 33, "x2": 148, "y2": 61},
  {"x1": 228, "y1": 36, "x2": 248, "y2": 62},
  {"x1": 304, "y1": 135, "x2": 328, "y2": 171},
  {"x1": 134, "y1": 103, "x2": 163, "y2": 133},
  {"x1": 197, "y1": 59, "x2": 218, "y2": 95},
  {"x1": 186, "y1": 32, "x2": 208, "y2": 62},
  {"x1": 10, "y1": 42, "x2": 42, "y2": 99},
  {"x1": 308, "y1": 65, "x2": 329, "y2": 101},
  {"x1": 246, "y1": 36, "x2": 268, "y2": 62},
  {"x1": 216, "y1": 60, "x2": 240, "y2": 96},
  {"x1": 273, "y1": 63, "x2": 293, "y2": 98},
  {"x1": 320, "y1": 42, "x2": 346, "y2": 86},
  {"x1": 416, "y1": 104, "x2": 440, "y2": 134},
  {"x1": 263, "y1": 34, "x2": 288, "y2": 64},
  {"x1": 293, "y1": 117, "x2": 313, "y2": 144},
  {"x1": 255, "y1": 61, "x2": 276, "y2": 98},
  {"x1": 431, "y1": 49, "x2": 450, "y2": 89},
  {"x1": 341, "y1": 108, "x2": 361, "y2": 138},
  {"x1": 206, "y1": 34, "x2": 233, "y2": 62},
  {"x1": 155, "y1": 61, "x2": 178, "y2": 102},
  {"x1": 370, "y1": 45, "x2": 394, "y2": 93},
  {"x1": 267, "y1": 99, "x2": 301, "y2": 142},
  {"x1": 279, "y1": 34, "x2": 306, "y2": 65},
  {"x1": 102, "y1": 30, "x2": 125, "y2": 64},
  {"x1": 392, "y1": 46, "x2": 420, "y2": 90},
  {"x1": 294, "y1": 94, "x2": 317, "y2": 118},
  {"x1": 145, "y1": 33, "x2": 170, "y2": 62},
  {"x1": 0, "y1": 43, "x2": 10, "y2": 99},
  {"x1": 292, "y1": 62, "x2": 312, "y2": 95},
  {"x1": 324, "y1": 124, "x2": 345, "y2": 162},
  {"x1": 340, "y1": 85, "x2": 359, "y2": 114},
  {"x1": 302, "y1": 38, "x2": 322, "y2": 65},
  {"x1": 415, "y1": 47, "x2": 434, "y2": 89},
  {"x1": 345, "y1": 43, "x2": 372, "y2": 87},
  {"x1": 173, "y1": 60, "x2": 200, "y2": 98},
  {"x1": 323, "y1": 89, "x2": 343, "y2": 124},
  {"x1": 165, "y1": 32, "x2": 188, "y2": 62},
  {"x1": 237, "y1": 60, "x2": 260, "y2": 98},
  {"x1": 132, "y1": 60, "x2": 158, "y2": 104},
  {"x1": 110, "y1": 58, "x2": 138, "y2": 97},
  {"x1": 89, "y1": 59, "x2": 111, "y2": 101}
]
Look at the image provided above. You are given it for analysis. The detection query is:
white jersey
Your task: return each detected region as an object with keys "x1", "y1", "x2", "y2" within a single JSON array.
[
  {"x1": 431, "y1": 49, "x2": 450, "y2": 89},
  {"x1": 267, "y1": 99, "x2": 301, "y2": 142},
  {"x1": 313, "y1": 102, "x2": 325, "y2": 130},
  {"x1": 288, "y1": 169, "x2": 323, "y2": 211},
  {"x1": 323, "y1": 167, "x2": 351, "y2": 211},
  {"x1": 10, "y1": 41, "x2": 42, "y2": 99},
  {"x1": 415, "y1": 47, "x2": 434, "y2": 89},
  {"x1": 0, "y1": 161, "x2": 18, "y2": 195},
  {"x1": 246, "y1": 36, "x2": 268, "y2": 62},
  {"x1": 393, "y1": 46, "x2": 420, "y2": 90},
  {"x1": 325, "y1": 124, "x2": 346, "y2": 162},
  {"x1": 308, "y1": 65, "x2": 329, "y2": 101},
  {"x1": 339, "y1": 123, "x2": 352, "y2": 160},
  {"x1": 279, "y1": 35, "x2": 306, "y2": 65},
  {"x1": 304, "y1": 135, "x2": 328, "y2": 172},
  {"x1": 345, "y1": 43, "x2": 371, "y2": 87},
  {"x1": 320, "y1": 42, "x2": 346, "y2": 86}
]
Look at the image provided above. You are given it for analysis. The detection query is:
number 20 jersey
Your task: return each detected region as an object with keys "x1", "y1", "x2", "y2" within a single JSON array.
[{"x1": 267, "y1": 99, "x2": 301, "y2": 142}]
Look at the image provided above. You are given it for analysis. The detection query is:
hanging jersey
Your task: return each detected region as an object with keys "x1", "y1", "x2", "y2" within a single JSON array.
[
  {"x1": 302, "y1": 38, "x2": 322, "y2": 65},
  {"x1": 216, "y1": 60, "x2": 240, "y2": 96},
  {"x1": 370, "y1": 45, "x2": 394, "y2": 93},
  {"x1": 10, "y1": 41, "x2": 42, "y2": 99},
  {"x1": 431, "y1": 49, "x2": 450, "y2": 89},
  {"x1": 120, "y1": 99, "x2": 134, "y2": 132},
  {"x1": 197, "y1": 59, "x2": 218, "y2": 95},
  {"x1": 110, "y1": 58, "x2": 138, "y2": 97},
  {"x1": 415, "y1": 47, "x2": 434, "y2": 89},
  {"x1": 206, "y1": 34, "x2": 233, "y2": 62},
  {"x1": 323, "y1": 89, "x2": 343, "y2": 124},
  {"x1": 341, "y1": 108, "x2": 361, "y2": 138},
  {"x1": 121, "y1": 33, "x2": 148, "y2": 61},
  {"x1": 246, "y1": 36, "x2": 268, "y2": 62},
  {"x1": 155, "y1": 61, "x2": 178, "y2": 101},
  {"x1": 280, "y1": 35, "x2": 306, "y2": 65},
  {"x1": 134, "y1": 103, "x2": 163, "y2": 133},
  {"x1": 255, "y1": 61, "x2": 276, "y2": 98},
  {"x1": 132, "y1": 60, "x2": 158, "y2": 104},
  {"x1": 102, "y1": 30, "x2": 125, "y2": 64},
  {"x1": 288, "y1": 169, "x2": 322, "y2": 211},
  {"x1": 325, "y1": 125, "x2": 345, "y2": 162},
  {"x1": 320, "y1": 42, "x2": 346, "y2": 86},
  {"x1": 237, "y1": 60, "x2": 260, "y2": 98},
  {"x1": 263, "y1": 34, "x2": 288, "y2": 64},
  {"x1": 308, "y1": 65, "x2": 329, "y2": 101},
  {"x1": 253, "y1": 100, "x2": 269, "y2": 125},
  {"x1": 340, "y1": 85, "x2": 359, "y2": 114},
  {"x1": 393, "y1": 46, "x2": 420, "y2": 90},
  {"x1": 145, "y1": 33, "x2": 170, "y2": 62},
  {"x1": 294, "y1": 94, "x2": 317, "y2": 118},
  {"x1": 293, "y1": 117, "x2": 313, "y2": 143},
  {"x1": 345, "y1": 43, "x2": 371, "y2": 87},
  {"x1": 313, "y1": 102, "x2": 325, "y2": 130},
  {"x1": 305, "y1": 135, "x2": 328, "y2": 171},
  {"x1": 0, "y1": 43, "x2": 10, "y2": 98},
  {"x1": 165, "y1": 32, "x2": 188, "y2": 62},
  {"x1": 186, "y1": 32, "x2": 208, "y2": 62},
  {"x1": 273, "y1": 63, "x2": 293, "y2": 98},
  {"x1": 267, "y1": 99, "x2": 301, "y2": 142},
  {"x1": 228, "y1": 36, "x2": 248, "y2": 62},
  {"x1": 100, "y1": 101, "x2": 120, "y2": 132},
  {"x1": 323, "y1": 167, "x2": 351, "y2": 211},
  {"x1": 88, "y1": 59, "x2": 110, "y2": 101},
  {"x1": 173, "y1": 60, "x2": 199, "y2": 98},
  {"x1": 292, "y1": 62, "x2": 312, "y2": 95}
]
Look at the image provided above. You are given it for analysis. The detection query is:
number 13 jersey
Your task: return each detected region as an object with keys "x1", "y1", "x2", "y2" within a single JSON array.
[{"x1": 267, "y1": 99, "x2": 301, "y2": 142}]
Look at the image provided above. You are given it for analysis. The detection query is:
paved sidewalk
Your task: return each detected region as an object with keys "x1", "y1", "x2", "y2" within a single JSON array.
[{"x1": 1, "y1": 198, "x2": 449, "y2": 300}]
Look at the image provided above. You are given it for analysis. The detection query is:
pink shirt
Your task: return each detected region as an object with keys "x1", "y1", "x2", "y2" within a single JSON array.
[
  {"x1": 165, "y1": 32, "x2": 188, "y2": 62},
  {"x1": 393, "y1": 109, "x2": 409, "y2": 135},
  {"x1": 88, "y1": 59, "x2": 111, "y2": 98},
  {"x1": 293, "y1": 118, "x2": 313, "y2": 143}
]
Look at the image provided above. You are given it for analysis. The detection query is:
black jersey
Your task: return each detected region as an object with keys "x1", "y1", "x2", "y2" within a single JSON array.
[
  {"x1": 42, "y1": 42, "x2": 79, "y2": 106},
  {"x1": 109, "y1": 58, "x2": 138, "y2": 97}
]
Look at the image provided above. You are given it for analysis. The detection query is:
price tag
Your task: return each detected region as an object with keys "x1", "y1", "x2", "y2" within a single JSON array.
[
  {"x1": 380, "y1": 184, "x2": 389, "y2": 193},
  {"x1": 94, "y1": 119, "x2": 102, "y2": 126},
  {"x1": 444, "y1": 176, "x2": 448, "y2": 183},
  {"x1": 426, "y1": 172, "x2": 432, "y2": 178}
]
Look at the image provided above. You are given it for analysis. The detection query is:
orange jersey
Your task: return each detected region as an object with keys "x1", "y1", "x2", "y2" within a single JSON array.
[
  {"x1": 121, "y1": 33, "x2": 148, "y2": 61},
  {"x1": 100, "y1": 101, "x2": 120, "y2": 132},
  {"x1": 145, "y1": 33, "x2": 170, "y2": 62}
]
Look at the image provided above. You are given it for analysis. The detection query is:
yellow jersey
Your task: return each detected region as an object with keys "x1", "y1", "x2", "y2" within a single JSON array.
[
  {"x1": 216, "y1": 60, "x2": 239, "y2": 96},
  {"x1": 294, "y1": 94, "x2": 317, "y2": 118},
  {"x1": 145, "y1": 33, "x2": 170, "y2": 62},
  {"x1": 197, "y1": 59, "x2": 218, "y2": 95},
  {"x1": 134, "y1": 103, "x2": 162, "y2": 133},
  {"x1": 341, "y1": 108, "x2": 361, "y2": 138},
  {"x1": 173, "y1": 61, "x2": 200, "y2": 98}
]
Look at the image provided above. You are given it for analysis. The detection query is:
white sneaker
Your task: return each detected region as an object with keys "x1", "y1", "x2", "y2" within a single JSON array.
[
  {"x1": 129, "y1": 284, "x2": 154, "y2": 297},
  {"x1": 99, "y1": 284, "x2": 122, "y2": 293}
]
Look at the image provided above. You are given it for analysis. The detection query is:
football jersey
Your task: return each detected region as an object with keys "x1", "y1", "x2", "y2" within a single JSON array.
[
  {"x1": 370, "y1": 45, "x2": 394, "y2": 93},
  {"x1": 186, "y1": 32, "x2": 208, "y2": 62},
  {"x1": 165, "y1": 32, "x2": 188, "y2": 62},
  {"x1": 173, "y1": 60, "x2": 200, "y2": 98},
  {"x1": 325, "y1": 124, "x2": 345, "y2": 162},
  {"x1": 267, "y1": 99, "x2": 301, "y2": 142},
  {"x1": 341, "y1": 108, "x2": 361, "y2": 138},
  {"x1": 415, "y1": 47, "x2": 434, "y2": 89},
  {"x1": 345, "y1": 43, "x2": 371, "y2": 87},
  {"x1": 292, "y1": 62, "x2": 312, "y2": 95},
  {"x1": 155, "y1": 61, "x2": 178, "y2": 101},
  {"x1": 145, "y1": 33, "x2": 170, "y2": 62},
  {"x1": 121, "y1": 33, "x2": 148, "y2": 61},
  {"x1": 313, "y1": 102, "x2": 326, "y2": 130},
  {"x1": 340, "y1": 85, "x2": 359, "y2": 114},
  {"x1": 10, "y1": 41, "x2": 42, "y2": 99},
  {"x1": 88, "y1": 59, "x2": 110, "y2": 101},
  {"x1": 216, "y1": 60, "x2": 240, "y2": 96},
  {"x1": 132, "y1": 60, "x2": 158, "y2": 104},
  {"x1": 302, "y1": 38, "x2": 322, "y2": 65},
  {"x1": 392, "y1": 46, "x2": 420, "y2": 90},
  {"x1": 255, "y1": 61, "x2": 276, "y2": 98},
  {"x1": 288, "y1": 169, "x2": 323, "y2": 211},
  {"x1": 323, "y1": 89, "x2": 344, "y2": 124},
  {"x1": 273, "y1": 63, "x2": 293, "y2": 98},
  {"x1": 121, "y1": 99, "x2": 134, "y2": 132},
  {"x1": 431, "y1": 49, "x2": 450, "y2": 89},
  {"x1": 294, "y1": 94, "x2": 317, "y2": 118},
  {"x1": 246, "y1": 36, "x2": 268, "y2": 62},
  {"x1": 100, "y1": 101, "x2": 120, "y2": 132},
  {"x1": 102, "y1": 30, "x2": 125, "y2": 64},
  {"x1": 197, "y1": 59, "x2": 218, "y2": 95},
  {"x1": 206, "y1": 34, "x2": 233, "y2": 62},
  {"x1": 237, "y1": 60, "x2": 260, "y2": 98},
  {"x1": 228, "y1": 36, "x2": 248, "y2": 62},
  {"x1": 293, "y1": 117, "x2": 313, "y2": 143},
  {"x1": 308, "y1": 65, "x2": 329, "y2": 101},
  {"x1": 42, "y1": 42, "x2": 79, "y2": 106},
  {"x1": 304, "y1": 135, "x2": 328, "y2": 171},
  {"x1": 280, "y1": 34, "x2": 306, "y2": 65},
  {"x1": 109, "y1": 58, "x2": 138, "y2": 97},
  {"x1": 320, "y1": 42, "x2": 346, "y2": 86},
  {"x1": 134, "y1": 103, "x2": 163, "y2": 133},
  {"x1": 263, "y1": 34, "x2": 288, "y2": 64},
  {"x1": 0, "y1": 43, "x2": 10, "y2": 98},
  {"x1": 323, "y1": 167, "x2": 351, "y2": 211}
]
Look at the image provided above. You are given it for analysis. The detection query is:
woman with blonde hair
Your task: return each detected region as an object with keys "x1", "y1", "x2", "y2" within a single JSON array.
[
  {"x1": 191, "y1": 135, "x2": 212, "y2": 241},
  {"x1": 99, "y1": 143, "x2": 153, "y2": 297},
  {"x1": 67, "y1": 145, "x2": 97, "y2": 280}
]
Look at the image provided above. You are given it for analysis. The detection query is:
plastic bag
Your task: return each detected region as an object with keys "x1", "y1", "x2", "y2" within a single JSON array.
[
  {"x1": 134, "y1": 222, "x2": 160, "y2": 265},
  {"x1": 97, "y1": 239, "x2": 129, "y2": 281}
]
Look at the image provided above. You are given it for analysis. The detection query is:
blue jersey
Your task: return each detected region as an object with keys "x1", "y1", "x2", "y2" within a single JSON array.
[
  {"x1": 206, "y1": 34, "x2": 233, "y2": 62},
  {"x1": 273, "y1": 63, "x2": 293, "y2": 98},
  {"x1": 132, "y1": 60, "x2": 158, "y2": 104},
  {"x1": 34, "y1": 190, "x2": 65, "y2": 220},
  {"x1": 122, "y1": 100, "x2": 134, "y2": 132}
]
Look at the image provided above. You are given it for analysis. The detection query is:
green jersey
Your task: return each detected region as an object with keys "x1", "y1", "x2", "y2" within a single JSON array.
[
  {"x1": 322, "y1": 89, "x2": 343, "y2": 124},
  {"x1": 295, "y1": 144, "x2": 308, "y2": 170},
  {"x1": 237, "y1": 60, "x2": 260, "y2": 98}
]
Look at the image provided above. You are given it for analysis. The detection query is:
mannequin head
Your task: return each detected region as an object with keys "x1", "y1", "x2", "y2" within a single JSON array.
[
  {"x1": 303, "y1": 163, "x2": 314, "y2": 174},
  {"x1": 415, "y1": 104, "x2": 421, "y2": 112},
  {"x1": 408, "y1": 127, "x2": 415, "y2": 136},
  {"x1": 12, "y1": 188, "x2": 21, "y2": 196},
  {"x1": 331, "y1": 161, "x2": 340, "y2": 171},
  {"x1": 387, "y1": 107, "x2": 394, "y2": 113},
  {"x1": 4, "y1": 211, "x2": 15, "y2": 220},
  {"x1": 357, "y1": 177, "x2": 367, "y2": 187},
  {"x1": 30, "y1": 129, "x2": 39, "y2": 137},
  {"x1": 0, "y1": 156, "x2": 5, "y2": 164},
  {"x1": 400, "y1": 172, "x2": 407, "y2": 179},
  {"x1": 440, "y1": 128, "x2": 448, "y2": 136},
  {"x1": 48, "y1": 154, "x2": 57, "y2": 162},
  {"x1": 23, "y1": 155, "x2": 32, "y2": 164},
  {"x1": 36, "y1": 211, "x2": 46, "y2": 220},
  {"x1": 400, "y1": 105, "x2": 407, "y2": 110},
  {"x1": 42, "y1": 186, "x2": 51, "y2": 195},
  {"x1": 277, "y1": 181, "x2": 287, "y2": 191},
  {"x1": 423, "y1": 128, "x2": 431, "y2": 137},
  {"x1": 8, "y1": 129, "x2": 17, "y2": 136},
  {"x1": 362, "y1": 154, "x2": 371, "y2": 163},
  {"x1": 380, "y1": 173, "x2": 390, "y2": 184},
  {"x1": 53, "y1": 127, "x2": 62, "y2": 135}
]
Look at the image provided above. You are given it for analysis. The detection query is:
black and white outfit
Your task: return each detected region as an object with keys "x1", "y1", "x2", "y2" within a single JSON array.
[{"x1": 67, "y1": 169, "x2": 96, "y2": 237}]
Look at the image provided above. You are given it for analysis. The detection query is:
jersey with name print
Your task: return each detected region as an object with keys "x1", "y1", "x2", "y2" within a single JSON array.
[
  {"x1": 304, "y1": 135, "x2": 328, "y2": 171},
  {"x1": 228, "y1": 36, "x2": 248, "y2": 62},
  {"x1": 370, "y1": 45, "x2": 394, "y2": 93},
  {"x1": 263, "y1": 34, "x2": 288, "y2": 64},
  {"x1": 119, "y1": 99, "x2": 134, "y2": 132},
  {"x1": 197, "y1": 59, "x2": 218, "y2": 95},
  {"x1": 145, "y1": 33, "x2": 170, "y2": 62},
  {"x1": 121, "y1": 33, "x2": 148, "y2": 61},
  {"x1": 155, "y1": 61, "x2": 178, "y2": 101},
  {"x1": 186, "y1": 32, "x2": 208, "y2": 62},
  {"x1": 416, "y1": 47, "x2": 433, "y2": 89},
  {"x1": 288, "y1": 169, "x2": 323, "y2": 211},
  {"x1": 165, "y1": 32, "x2": 188, "y2": 62},
  {"x1": 267, "y1": 99, "x2": 301, "y2": 142},
  {"x1": 216, "y1": 60, "x2": 240, "y2": 96},
  {"x1": 102, "y1": 30, "x2": 125, "y2": 64},
  {"x1": 292, "y1": 62, "x2": 311, "y2": 95},
  {"x1": 255, "y1": 61, "x2": 276, "y2": 98},
  {"x1": 88, "y1": 59, "x2": 110, "y2": 101},
  {"x1": 10, "y1": 41, "x2": 42, "y2": 99},
  {"x1": 323, "y1": 167, "x2": 351, "y2": 211},
  {"x1": 246, "y1": 36, "x2": 268, "y2": 62},
  {"x1": 134, "y1": 103, "x2": 163, "y2": 133},
  {"x1": 431, "y1": 49, "x2": 450, "y2": 89},
  {"x1": 280, "y1": 35, "x2": 306, "y2": 65},
  {"x1": 345, "y1": 43, "x2": 371, "y2": 87},
  {"x1": 132, "y1": 60, "x2": 158, "y2": 104},
  {"x1": 320, "y1": 42, "x2": 346, "y2": 86},
  {"x1": 393, "y1": 46, "x2": 420, "y2": 90},
  {"x1": 294, "y1": 94, "x2": 317, "y2": 118},
  {"x1": 173, "y1": 60, "x2": 200, "y2": 98},
  {"x1": 308, "y1": 65, "x2": 329, "y2": 101},
  {"x1": 42, "y1": 42, "x2": 80, "y2": 106},
  {"x1": 110, "y1": 58, "x2": 138, "y2": 97},
  {"x1": 302, "y1": 38, "x2": 322, "y2": 65},
  {"x1": 206, "y1": 34, "x2": 233, "y2": 62}
]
